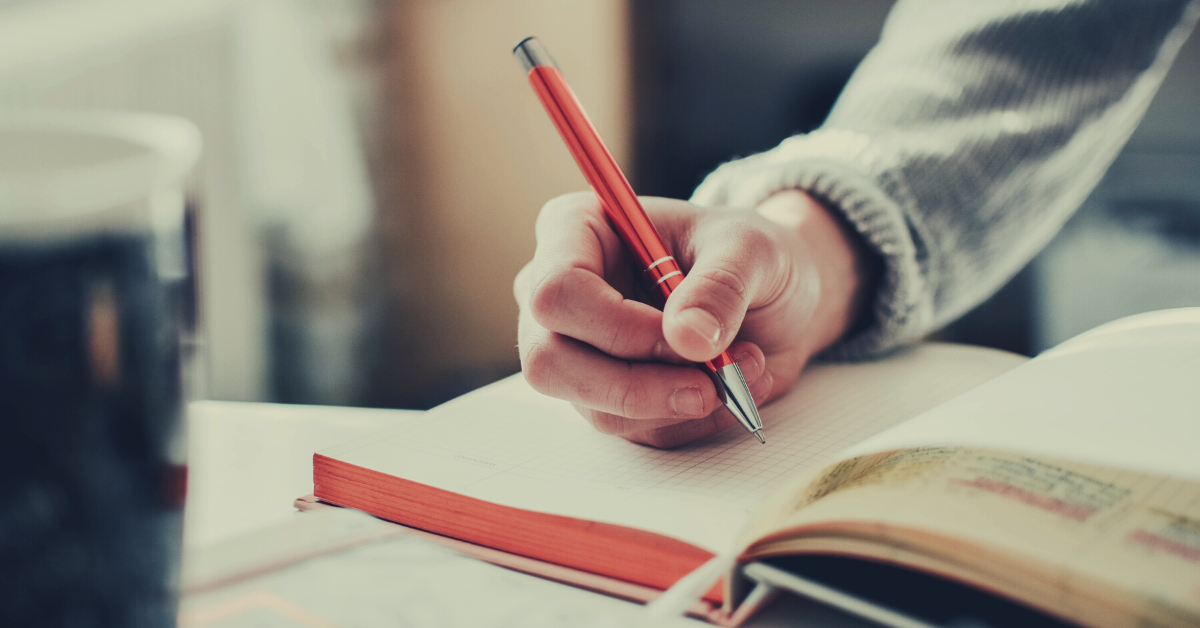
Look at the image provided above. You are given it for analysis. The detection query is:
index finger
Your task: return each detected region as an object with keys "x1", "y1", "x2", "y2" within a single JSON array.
[
  {"x1": 529, "y1": 192, "x2": 625, "y2": 283},
  {"x1": 523, "y1": 193, "x2": 677, "y2": 362}
]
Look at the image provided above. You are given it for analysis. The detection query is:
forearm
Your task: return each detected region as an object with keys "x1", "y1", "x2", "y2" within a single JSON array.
[{"x1": 694, "y1": 0, "x2": 1200, "y2": 357}]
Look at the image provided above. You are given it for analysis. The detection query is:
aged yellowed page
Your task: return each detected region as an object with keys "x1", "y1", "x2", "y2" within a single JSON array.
[
  {"x1": 736, "y1": 310, "x2": 1200, "y2": 628},
  {"x1": 744, "y1": 448, "x2": 1200, "y2": 628}
]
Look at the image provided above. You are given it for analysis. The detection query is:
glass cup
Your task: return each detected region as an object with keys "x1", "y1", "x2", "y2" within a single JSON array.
[{"x1": 0, "y1": 111, "x2": 200, "y2": 627}]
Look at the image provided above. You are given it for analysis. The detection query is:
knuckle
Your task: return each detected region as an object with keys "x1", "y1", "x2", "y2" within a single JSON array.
[
  {"x1": 528, "y1": 269, "x2": 572, "y2": 326},
  {"x1": 613, "y1": 376, "x2": 640, "y2": 419},
  {"x1": 536, "y1": 192, "x2": 595, "y2": 232},
  {"x1": 603, "y1": 316, "x2": 641, "y2": 358},
  {"x1": 603, "y1": 364, "x2": 646, "y2": 419},
  {"x1": 520, "y1": 336, "x2": 557, "y2": 392},
  {"x1": 692, "y1": 265, "x2": 749, "y2": 315},
  {"x1": 703, "y1": 265, "x2": 748, "y2": 299},
  {"x1": 587, "y1": 411, "x2": 629, "y2": 436}
]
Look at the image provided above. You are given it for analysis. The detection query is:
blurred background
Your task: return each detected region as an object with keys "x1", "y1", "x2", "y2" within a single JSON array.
[{"x1": 6, "y1": 0, "x2": 1194, "y2": 410}]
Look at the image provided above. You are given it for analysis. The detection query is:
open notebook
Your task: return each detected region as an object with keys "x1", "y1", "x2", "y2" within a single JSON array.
[
  {"x1": 313, "y1": 309, "x2": 1200, "y2": 627},
  {"x1": 313, "y1": 343, "x2": 1024, "y2": 603}
]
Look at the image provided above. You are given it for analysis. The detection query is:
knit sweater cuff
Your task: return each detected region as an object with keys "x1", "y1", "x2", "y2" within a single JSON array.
[{"x1": 690, "y1": 129, "x2": 932, "y2": 359}]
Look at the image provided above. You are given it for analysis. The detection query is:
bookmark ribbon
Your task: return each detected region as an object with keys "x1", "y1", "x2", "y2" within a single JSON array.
[{"x1": 644, "y1": 553, "x2": 735, "y2": 618}]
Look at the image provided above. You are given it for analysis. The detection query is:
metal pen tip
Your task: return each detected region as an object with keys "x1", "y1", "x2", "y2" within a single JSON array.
[{"x1": 710, "y1": 362, "x2": 765, "y2": 443}]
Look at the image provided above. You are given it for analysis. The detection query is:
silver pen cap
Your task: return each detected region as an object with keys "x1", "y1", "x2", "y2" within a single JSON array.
[{"x1": 514, "y1": 37, "x2": 558, "y2": 72}]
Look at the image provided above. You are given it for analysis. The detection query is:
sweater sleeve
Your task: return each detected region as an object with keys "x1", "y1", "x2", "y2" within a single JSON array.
[{"x1": 691, "y1": 0, "x2": 1200, "y2": 359}]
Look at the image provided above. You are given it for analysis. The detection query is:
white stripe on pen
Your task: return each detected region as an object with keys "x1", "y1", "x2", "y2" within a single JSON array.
[
  {"x1": 646, "y1": 256, "x2": 674, "y2": 271},
  {"x1": 655, "y1": 270, "x2": 683, "y2": 285}
]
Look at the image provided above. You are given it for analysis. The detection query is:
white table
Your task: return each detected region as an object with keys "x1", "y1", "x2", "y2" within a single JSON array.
[
  {"x1": 184, "y1": 400, "x2": 407, "y2": 549},
  {"x1": 182, "y1": 401, "x2": 871, "y2": 627}
]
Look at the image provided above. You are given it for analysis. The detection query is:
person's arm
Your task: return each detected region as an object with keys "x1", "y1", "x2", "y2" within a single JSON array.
[
  {"x1": 515, "y1": 0, "x2": 1199, "y2": 448},
  {"x1": 694, "y1": 0, "x2": 1200, "y2": 358}
]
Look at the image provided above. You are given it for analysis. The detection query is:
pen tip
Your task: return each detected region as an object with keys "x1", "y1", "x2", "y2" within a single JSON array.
[{"x1": 753, "y1": 431, "x2": 766, "y2": 444}]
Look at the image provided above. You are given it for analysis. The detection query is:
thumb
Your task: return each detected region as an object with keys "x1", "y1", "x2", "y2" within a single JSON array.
[{"x1": 662, "y1": 228, "x2": 778, "y2": 362}]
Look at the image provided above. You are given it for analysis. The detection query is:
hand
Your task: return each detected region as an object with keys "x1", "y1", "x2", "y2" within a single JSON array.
[{"x1": 514, "y1": 190, "x2": 874, "y2": 448}]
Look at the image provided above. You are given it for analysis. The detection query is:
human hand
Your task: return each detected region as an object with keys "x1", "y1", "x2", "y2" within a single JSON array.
[{"x1": 514, "y1": 190, "x2": 874, "y2": 448}]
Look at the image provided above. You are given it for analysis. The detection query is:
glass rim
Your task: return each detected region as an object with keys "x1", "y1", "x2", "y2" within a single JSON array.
[{"x1": 0, "y1": 109, "x2": 201, "y2": 234}]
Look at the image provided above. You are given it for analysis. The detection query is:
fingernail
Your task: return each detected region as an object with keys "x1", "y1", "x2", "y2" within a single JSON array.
[
  {"x1": 734, "y1": 351, "x2": 762, "y2": 382},
  {"x1": 671, "y1": 386, "x2": 704, "y2": 416},
  {"x1": 677, "y1": 308, "x2": 722, "y2": 348},
  {"x1": 752, "y1": 371, "x2": 774, "y2": 403}
]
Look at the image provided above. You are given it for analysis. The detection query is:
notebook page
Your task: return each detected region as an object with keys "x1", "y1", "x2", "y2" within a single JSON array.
[
  {"x1": 322, "y1": 343, "x2": 1024, "y2": 552},
  {"x1": 840, "y1": 308, "x2": 1200, "y2": 482}
]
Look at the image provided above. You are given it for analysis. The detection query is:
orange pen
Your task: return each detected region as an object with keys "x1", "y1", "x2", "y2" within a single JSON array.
[{"x1": 514, "y1": 37, "x2": 764, "y2": 443}]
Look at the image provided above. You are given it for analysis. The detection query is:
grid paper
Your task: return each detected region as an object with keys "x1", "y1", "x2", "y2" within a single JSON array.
[{"x1": 355, "y1": 345, "x2": 1024, "y2": 520}]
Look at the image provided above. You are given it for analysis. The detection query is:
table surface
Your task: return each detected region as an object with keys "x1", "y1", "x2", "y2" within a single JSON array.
[
  {"x1": 184, "y1": 400, "x2": 409, "y2": 548},
  {"x1": 182, "y1": 400, "x2": 873, "y2": 628}
]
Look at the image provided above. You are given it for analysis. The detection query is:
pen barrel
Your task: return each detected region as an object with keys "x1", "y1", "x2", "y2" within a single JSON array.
[
  {"x1": 525, "y1": 65, "x2": 683, "y2": 303},
  {"x1": 518, "y1": 38, "x2": 757, "y2": 435}
]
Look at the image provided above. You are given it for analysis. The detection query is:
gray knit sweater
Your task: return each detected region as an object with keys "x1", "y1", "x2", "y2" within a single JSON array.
[{"x1": 691, "y1": 0, "x2": 1200, "y2": 358}]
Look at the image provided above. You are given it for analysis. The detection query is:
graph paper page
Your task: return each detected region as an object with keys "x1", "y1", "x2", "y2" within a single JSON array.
[{"x1": 322, "y1": 344, "x2": 1024, "y2": 552}]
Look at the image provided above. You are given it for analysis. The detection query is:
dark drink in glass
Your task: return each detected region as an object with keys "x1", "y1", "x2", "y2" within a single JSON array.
[{"x1": 0, "y1": 112, "x2": 200, "y2": 628}]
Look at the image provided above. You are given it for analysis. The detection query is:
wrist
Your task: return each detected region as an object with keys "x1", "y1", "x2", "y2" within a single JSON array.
[{"x1": 755, "y1": 189, "x2": 878, "y2": 355}]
